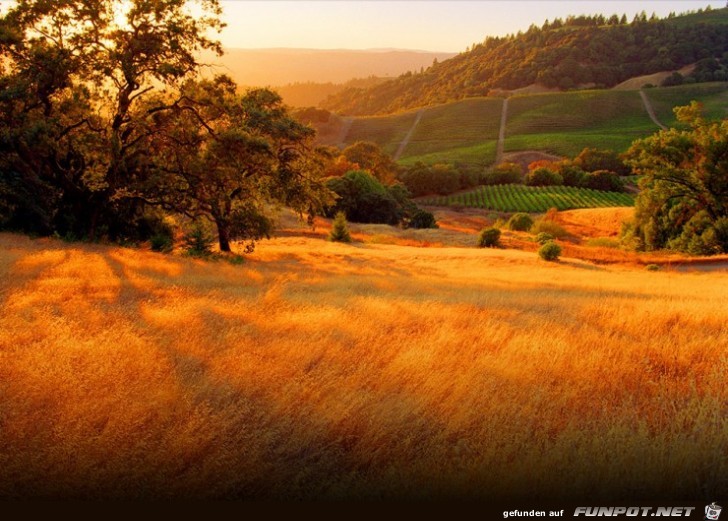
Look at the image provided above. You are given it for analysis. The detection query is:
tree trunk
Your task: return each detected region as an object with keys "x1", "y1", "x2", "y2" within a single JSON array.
[{"x1": 216, "y1": 221, "x2": 231, "y2": 252}]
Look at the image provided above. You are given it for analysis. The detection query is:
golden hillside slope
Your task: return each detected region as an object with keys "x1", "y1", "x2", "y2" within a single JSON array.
[{"x1": 0, "y1": 232, "x2": 725, "y2": 499}]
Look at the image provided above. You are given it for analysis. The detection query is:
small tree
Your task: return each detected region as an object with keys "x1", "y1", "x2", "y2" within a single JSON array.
[
  {"x1": 183, "y1": 222, "x2": 215, "y2": 257},
  {"x1": 329, "y1": 212, "x2": 352, "y2": 243}
]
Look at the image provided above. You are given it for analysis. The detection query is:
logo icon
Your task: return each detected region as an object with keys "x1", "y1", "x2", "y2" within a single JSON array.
[{"x1": 706, "y1": 503, "x2": 722, "y2": 521}]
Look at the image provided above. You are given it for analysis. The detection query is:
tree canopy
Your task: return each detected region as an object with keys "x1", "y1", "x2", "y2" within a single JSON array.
[
  {"x1": 323, "y1": 8, "x2": 728, "y2": 115},
  {"x1": 625, "y1": 101, "x2": 728, "y2": 254},
  {"x1": 0, "y1": 0, "x2": 332, "y2": 252}
]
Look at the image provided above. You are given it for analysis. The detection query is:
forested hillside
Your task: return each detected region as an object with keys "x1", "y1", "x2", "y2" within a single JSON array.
[{"x1": 322, "y1": 8, "x2": 728, "y2": 115}]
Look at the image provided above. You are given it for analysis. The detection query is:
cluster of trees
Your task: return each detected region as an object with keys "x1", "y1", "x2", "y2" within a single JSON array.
[
  {"x1": 660, "y1": 56, "x2": 728, "y2": 86},
  {"x1": 522, "y1": 148, "x2": 629, "y2": 192},
  {"x1": 322, "y1": 141, "x2": 437, "y2": 229},
  {"x1": 623, "y1": 102, "x2": 728, "y2": 255},
  {"x1": 0, "y1": 0, "x2": 335, "y2": 253},
  {"x1": 323, "y1": 8, "x2": 728, "y2": 115},
  {"x1": 396, "y1": 148, "x2": 630, "y2": 198}
]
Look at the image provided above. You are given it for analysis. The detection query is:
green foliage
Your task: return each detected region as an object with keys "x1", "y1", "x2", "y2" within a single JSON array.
[
  {"x1": 531, "y1": 219, "x2": 569, "y2": 239},
  {"x1": 0, "y1": 2, "x2": 331, "y2": 254},
  {"x1": 574, "y1": 148, "x2": 631, "y2": 176},
  {"x1": 555, "y1": 162, "x2": 588, "y2": 187},
  {"x1": 538, "y1": 241, "x2": 562, "y2": 261},
  {"x1": 625, "y1": 102, "x2": 728, "y2": 254},
  {"x1": 183, "y1": 222, "x2": 215, "y2": 257},
  {"x1": 645, "y1": 264, "x2": 660, "y2": 271},
  {"x1": 525, "y1": 167, "x2": 563, "y2": 187},
  {"x1": 407, "y1": 209, "x2": 438, "y2": 229},
  {"x1": 484, "y1": 163, "x2": 523, "y2": 185},
  {"x1": 150, "y1": 233, "x2": 174, "y2": 253},
  {"x1": 399, "y1": 162, "x2": 461, "y2": 196},
  {"x1": 322, "y1": 11, "x2": 728, "y2": 115},
  {"x1": 329, "y1": 212, "x2": 352, "y2": 243},
  {"x1": 535, "y1": 232, "x2": 555, "y2": 245},
  {"x1": 326, "y1": 170, "x2": 401, "y2": 225},
  {"x1": 582, "y1": 170, "x2": 625, "y2": 192},
  {"x1": 422, "y1": 185, "x2": 634, "y2": 212},
  {"x1": 507, "y1": 213, "x2": 534, "y2": 231},
  {"x1": 478, "y1": 227, "x2": 501, "y2": 248},
  {"x1": 342, "y1": 141, "x2": 400, "y2": 184}
]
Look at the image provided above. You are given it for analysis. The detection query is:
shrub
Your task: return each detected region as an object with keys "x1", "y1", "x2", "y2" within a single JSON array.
[
  {"x1": 150, "y1": 232, "x2": 174, "y2": 253},
  {"x1": 478, "y1": 227, "x2": 501, "y2": 248},
  {"x1": 535, "y1": 232, "x2": 555, "y2": 244},
  {"x1": 507, "y1": 212, "x2": 534, "y2": 231},
  {"x1": 183, "y1": 222, "x2": 214, "y2": 257},
  {"x1": 645, "y1": 264, "x2": 660, "y2": 271},
  {"x1": 538, "y1": 240, "x2": 562, "y2": 261},
  {"x1": 329, "y1": 212, "x2": 352, "y2": 243},
  {"x1": 408, "y1": 209, "x2": 438, "y2": 229},
  {"x1": 531, "y1": 219, "x2": 569, "y2": 239}
]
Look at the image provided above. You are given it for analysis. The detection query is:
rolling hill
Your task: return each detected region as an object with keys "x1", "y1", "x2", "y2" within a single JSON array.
[
  {"x1": 319, "y1": 82, "x2": 728, "y2": 165},
  {"x1": 322, "y1": 8, "x2": 728, "y2": 116}
]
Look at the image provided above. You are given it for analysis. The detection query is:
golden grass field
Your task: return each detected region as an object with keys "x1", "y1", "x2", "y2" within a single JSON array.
[{"x1": 0, "y1": 208, "x2": 726, "y2": 500}]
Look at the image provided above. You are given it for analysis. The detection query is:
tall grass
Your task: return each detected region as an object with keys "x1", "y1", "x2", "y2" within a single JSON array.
[{"x1": 0, "y1": 232, "x2": 725, "y2": 500}]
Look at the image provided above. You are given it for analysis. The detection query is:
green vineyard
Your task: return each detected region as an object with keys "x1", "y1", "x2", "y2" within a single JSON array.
[{"x1": 420, "y1": 184, "x2": 634, "y2": 212}]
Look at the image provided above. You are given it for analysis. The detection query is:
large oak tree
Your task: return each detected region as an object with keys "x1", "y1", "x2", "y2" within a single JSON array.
[{"x1": 625, "y1": 102, "x2": 728, "y2": 254}]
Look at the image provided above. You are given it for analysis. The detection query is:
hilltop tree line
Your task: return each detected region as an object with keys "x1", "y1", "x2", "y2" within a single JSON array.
[{"x1": 323, "y1": 8, "x2": 728, "y2": 115}]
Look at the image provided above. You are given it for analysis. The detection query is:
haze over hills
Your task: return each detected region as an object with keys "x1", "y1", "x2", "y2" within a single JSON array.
[
  {"x1": 204, "y1": 48, "x2": 457, "y2": 87},
  {"x1": 322, "y1": 7, "x2": 728, "y2": 115}
]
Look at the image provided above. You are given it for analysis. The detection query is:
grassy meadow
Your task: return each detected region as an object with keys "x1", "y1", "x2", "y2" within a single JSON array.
[{"x1": 0, "y1": 225, "x2": 726, "y2": 500}]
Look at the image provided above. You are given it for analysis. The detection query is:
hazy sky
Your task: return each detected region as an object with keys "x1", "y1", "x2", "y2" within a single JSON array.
[{"x1": 219, "y1": 1, "x2": 724, "y2": 52}]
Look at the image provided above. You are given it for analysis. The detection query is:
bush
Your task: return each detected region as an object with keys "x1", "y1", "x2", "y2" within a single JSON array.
[
  {"x1": 531, "y1": 219, "x2": 569, "y2": 239},
  {"x1": 538, "y1": 240, "x2": 562, "y2": 261},
  {"x1": 408, "y1": 209, "x2": 438, "y2": 229},
  {"x1": 478, "y1": 227, "x2": 501, "y2": 248},
  {"x1": 507, "y1": 212, "x2": 534, "y2": 231},
  {"x1": 183, "y1": 222, "x2": 214, "y2": 257},
  {"x1": 150, "y1": 232, "x2": 174, "y2": 253},
  {"x1": 535, "y1": 232, "x2": 555, "y2": 244},
  {"x1": 645, "y1": 264, "x2": 660, "y2": 271},
  {"x1": 329, "y1": 211, "x2": 352, "y2": 243}
]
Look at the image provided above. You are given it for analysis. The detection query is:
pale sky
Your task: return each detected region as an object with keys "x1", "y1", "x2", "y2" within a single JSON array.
[{"x1": 219, "y1": 1, "x2": 725, "y2": 52}]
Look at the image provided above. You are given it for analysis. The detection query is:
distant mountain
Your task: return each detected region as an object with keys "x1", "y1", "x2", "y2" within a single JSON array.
[
  {"x1": 321, "y1": 7, "x2": 728, "y2": 116},
  {"x1": 202, "y1": 48, "x2": 457, "y2": 88}
]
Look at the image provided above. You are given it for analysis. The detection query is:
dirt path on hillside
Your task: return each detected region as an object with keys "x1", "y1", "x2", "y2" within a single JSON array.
[
  {"x1": 393, "y1": 109, "x2": 424, "y2": 160},
  {"x1": 336, "y1": 116, "x2": 354, "y2": 148},
  {"x1": 639, "y1": 90, "x2": 667, "y2": 130},
  {"x1": 496, "y1": 98, "x2": 509, "y2": 164}
]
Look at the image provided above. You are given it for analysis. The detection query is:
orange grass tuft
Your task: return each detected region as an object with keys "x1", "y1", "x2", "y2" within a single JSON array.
[{"x1": 0, "y1": 231, "x2": 725, "y2": 500}]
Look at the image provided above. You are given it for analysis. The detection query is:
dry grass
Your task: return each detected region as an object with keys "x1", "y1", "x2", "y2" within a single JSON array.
[{"x1": 0, "y1": 230, "x2": 726, "y2": 500}]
